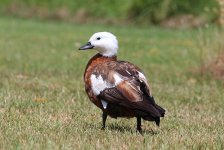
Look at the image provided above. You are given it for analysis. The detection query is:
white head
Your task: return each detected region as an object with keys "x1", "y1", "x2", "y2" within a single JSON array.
[{"x1": 79, "y1": 32, "x2": 118, "y2": 57}]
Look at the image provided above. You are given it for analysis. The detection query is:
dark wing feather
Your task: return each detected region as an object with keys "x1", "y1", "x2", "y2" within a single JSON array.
[{"x1": 98, "y1": 81, "x2": 161, "y2": 118}]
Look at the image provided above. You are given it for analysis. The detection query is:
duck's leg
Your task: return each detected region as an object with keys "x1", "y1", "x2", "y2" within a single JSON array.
[
  {"x1": 101, "y1": 112, "x2": 107, "y2": 130},
  {"x1": 137, "y1": 116, "x2": 142, "y2": 133}
]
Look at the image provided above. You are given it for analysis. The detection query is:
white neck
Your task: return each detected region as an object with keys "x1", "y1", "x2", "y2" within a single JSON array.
[
  {"x1": 97, "y1": 46, "x2": 118, "y2": 57},
  {"x1": 100, "y1": 51, "x2": 117, "y2": 57}
]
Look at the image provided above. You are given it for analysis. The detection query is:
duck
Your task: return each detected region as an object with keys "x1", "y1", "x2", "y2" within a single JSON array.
[{"x1": 79, "y1": 32, "x2": 165, "y2": 133}]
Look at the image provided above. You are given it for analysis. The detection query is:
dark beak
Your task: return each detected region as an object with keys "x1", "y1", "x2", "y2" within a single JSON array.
[{"x1": 79, "y1": 42, "x2": 94, "y2": 50}]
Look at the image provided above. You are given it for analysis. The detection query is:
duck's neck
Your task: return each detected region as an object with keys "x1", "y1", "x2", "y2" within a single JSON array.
[{"x1": 84, "y1": 53, "x2": 117, "y2": 76}]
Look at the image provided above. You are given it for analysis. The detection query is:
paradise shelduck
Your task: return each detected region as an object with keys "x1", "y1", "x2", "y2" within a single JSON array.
[{"x1": 79, "y1": 32, "x2": 165, "y2": 133}]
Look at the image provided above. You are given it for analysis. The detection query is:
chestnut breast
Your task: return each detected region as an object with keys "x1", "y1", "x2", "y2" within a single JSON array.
[{"x1": 84, "y1": 53, "x2": 117, "y2": 109}]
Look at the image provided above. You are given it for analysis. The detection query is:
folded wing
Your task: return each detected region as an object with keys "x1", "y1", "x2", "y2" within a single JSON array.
[{"x1": 91, "y1": 61, "x2": 165, "y2": 125}]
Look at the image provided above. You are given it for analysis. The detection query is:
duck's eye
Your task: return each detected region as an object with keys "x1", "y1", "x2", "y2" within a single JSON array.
[{"x1": 96, "y1": 37, "x2": 101, "y2": 40}]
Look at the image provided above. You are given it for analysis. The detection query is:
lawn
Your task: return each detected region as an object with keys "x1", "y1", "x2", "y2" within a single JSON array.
[{"x1": 0, "y1": 17, "x2": 223, "y2": 149}]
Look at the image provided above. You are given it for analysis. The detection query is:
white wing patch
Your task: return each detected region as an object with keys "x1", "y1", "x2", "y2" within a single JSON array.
[
  {"x1": 138, "y1": 71, "x2": 152, "y2": 95},
  {"x1": 101, "y1": 100, "x2": 108, "y2": 109},
  {"x1": 138, "y1": 71, "x2": 149, "y2": 84},
  {"x1": 113, "y1": 73, "x2": 123, "y2": 85},
  {"x1": 91, "y1": 73, "x2": 124, "y2": 96},
  {"x1": 90, "y1": 74, "x2": 110, "y2": 95},
  {"x1": 138, "y1": 71, "x2": 147, "y2": 81}
]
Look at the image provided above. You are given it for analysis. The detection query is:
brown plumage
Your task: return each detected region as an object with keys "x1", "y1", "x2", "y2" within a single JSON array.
[{"x1": 79, "y1": 32, "x2": 165, "y2": 132}]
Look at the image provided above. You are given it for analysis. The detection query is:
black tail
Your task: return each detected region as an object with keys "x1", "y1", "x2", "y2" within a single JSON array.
[
  {"x1": 149, "y1": 96, "x2": 165, "y2": 117},
  {"x1": 136, "y1": 96, "x2": 165, "y2": 126},
  {"x1": 136, "y1": 108, "x2": 164, "y2": 126},
  {"x1": 155, "y1": 104, "x2": 165, "y2": 117}
]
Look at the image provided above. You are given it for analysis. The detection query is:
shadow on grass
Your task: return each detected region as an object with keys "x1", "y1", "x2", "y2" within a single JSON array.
[
  {"x1": 84, "y1": 122, "x2": 159, "y2": 135},
  {"x1": 108, "y1": 124, "x2": 159, "y2": 135}
]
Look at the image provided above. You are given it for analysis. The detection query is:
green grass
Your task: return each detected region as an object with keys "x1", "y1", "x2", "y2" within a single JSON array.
[{"x1": 0, "y1": 17, "x2": 224, "y2": 149}]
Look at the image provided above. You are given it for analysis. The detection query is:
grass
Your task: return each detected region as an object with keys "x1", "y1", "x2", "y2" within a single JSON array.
[{"x1": 0, "y1": 17, "x2": 224, "y2": 149}]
